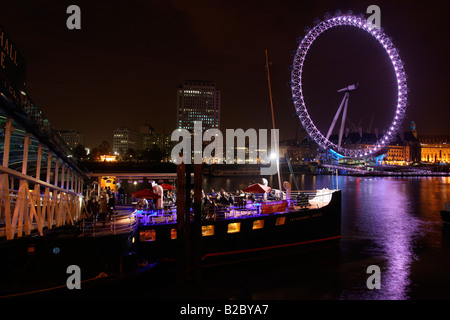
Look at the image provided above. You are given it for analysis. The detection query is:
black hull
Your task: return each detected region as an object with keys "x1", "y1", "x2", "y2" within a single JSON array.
[
  {"x1": 138, "y1": 190, "x2": 341, "y2": 264},
  {"x1": 441, "y1": 210, "x2": 450, "y2": 223},
  {"x1": 0, "y1": 227, "x2": 137, "y2": 293}
]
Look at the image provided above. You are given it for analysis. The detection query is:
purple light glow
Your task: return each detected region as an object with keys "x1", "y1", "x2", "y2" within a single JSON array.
[
  {"x1": 350, "y1": 178, "x2": 423, "y2": 299},
  {"x1": 291, "y1": 14, "x2": 408, "y2": 158}
]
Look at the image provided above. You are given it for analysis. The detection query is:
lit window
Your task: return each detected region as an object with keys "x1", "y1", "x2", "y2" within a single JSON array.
[
  {"x1": 252, "y1": 220, "x2": 264, "y2": 230},
  {"x1": 275, "y1": 216, "x2": 286, "y2": 226},
  {"x1": 202, "y1": 225, "x2": 214, "y2": 236},
  {"x1": 140, "y1": 229, "x2": 156, "y2": 241},
  {"x1": 171, "y1": 228, "x2": 177, "y2": 240},
  {"x1": 227, "y1": 222, "x2": 241, "y2": 233}
]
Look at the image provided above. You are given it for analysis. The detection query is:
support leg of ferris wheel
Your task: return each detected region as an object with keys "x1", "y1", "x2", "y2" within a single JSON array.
[
  {"x1": 325, "y1": 92, "x2": 348, "y2": 142},
  {"x1": 338, "y1": 93, "x2": 349, "y2": 147},
  {"x1": 325, "y1": 83, "x2": 359, "y2": 148}
]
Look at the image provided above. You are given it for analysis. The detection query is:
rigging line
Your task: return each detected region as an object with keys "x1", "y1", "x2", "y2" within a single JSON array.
[
  {"x1": 285, "y1": 155, "x2": 300, "y2": 191},
  {"x1": 265, "y1": 49, "x2": 282, "y2": 191},
  {"x1": 270, "y1": 79, "x2": 302, "y2": 134},
  {"x1": 0, "y1": 272, "x2": 109, "y2": 299}
]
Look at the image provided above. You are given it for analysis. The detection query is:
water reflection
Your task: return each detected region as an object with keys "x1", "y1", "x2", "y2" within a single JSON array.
[{"x1": 341, "y1": 178, "x2": 422, "y2": 299}]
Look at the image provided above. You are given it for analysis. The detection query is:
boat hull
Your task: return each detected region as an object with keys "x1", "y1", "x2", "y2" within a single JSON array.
[
  {"x1": 137, "y1": 190, "x2": 341, "y2": 263},
  {"x1": 441, "y1": 210, "x2": 450, "y2": 223},
  {"x1": 0, "y1": 227, "x2": 137, "y2": 293}
]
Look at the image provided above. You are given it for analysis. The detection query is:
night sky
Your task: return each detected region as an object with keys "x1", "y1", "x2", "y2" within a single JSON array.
[{"x1": 0, "y1": 0, "x2": 448, "y2": 148}]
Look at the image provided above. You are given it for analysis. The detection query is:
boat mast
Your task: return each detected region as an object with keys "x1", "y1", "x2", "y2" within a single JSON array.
[{"x1": 265, "y1": 49, "x2": 282, "y2": 191}]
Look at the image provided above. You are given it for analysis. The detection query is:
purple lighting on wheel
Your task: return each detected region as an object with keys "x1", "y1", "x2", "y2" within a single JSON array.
[{"x1": 290, "y1": 14, "x2": 408, "y2": 158}]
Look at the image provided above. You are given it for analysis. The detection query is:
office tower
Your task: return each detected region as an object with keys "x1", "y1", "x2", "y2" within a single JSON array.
[{"x1": 177, "y1": 80, "x2": 220, "y2": 131}]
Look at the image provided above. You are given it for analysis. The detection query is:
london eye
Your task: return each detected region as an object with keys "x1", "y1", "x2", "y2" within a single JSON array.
[{"x1": 290, "y1": 14, "x2": 408, "y2": 159}]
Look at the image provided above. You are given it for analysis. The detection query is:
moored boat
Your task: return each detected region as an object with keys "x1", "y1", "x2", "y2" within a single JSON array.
[
  {"x1": 136, "y1": 50, "x2": 342, "y2": 265},
  {"x1": 136, "y1": 187, "x2": 341, "y2": 264}
]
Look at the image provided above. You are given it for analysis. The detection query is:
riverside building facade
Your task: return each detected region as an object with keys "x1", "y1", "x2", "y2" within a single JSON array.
[{"x1": 113, "y1": 126, "x2": 143, "y2": 155}]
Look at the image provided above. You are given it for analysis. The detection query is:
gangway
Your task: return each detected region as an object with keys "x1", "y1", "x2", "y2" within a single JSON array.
[
  {"x1": 0, "y1": 27, "x2": 90, "y2": 240},
  {"x1": 0, "y1": 94, "x2": 90, "y2": 240}
]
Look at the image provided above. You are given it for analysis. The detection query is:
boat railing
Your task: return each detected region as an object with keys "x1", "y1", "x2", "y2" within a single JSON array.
[
  {"x1": 79, "y1": 211, "x2": 138, "y2": 237},
  {"x1": 134, "y1": 189, "x2": 337, "y2": 226},
  {"x1": 290, "y1": 189, "x2": 334, "y2": 209}
]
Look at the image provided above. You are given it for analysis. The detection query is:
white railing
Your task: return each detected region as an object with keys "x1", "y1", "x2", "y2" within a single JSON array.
[
  {"x1": 0, "y1": 165, "x2": 86, "y2": 240},
  {"x1": 291, "y1": 189, "x2": 333, "y2": 209},
  {"x1": 79, "y1": 211, "x2": 137, "y2": 237}
]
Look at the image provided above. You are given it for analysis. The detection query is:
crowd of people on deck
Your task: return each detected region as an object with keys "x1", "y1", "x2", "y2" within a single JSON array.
[
  {"x1": 81, "y1": 183, "x2": 290, "y2": 226},
  {"x1": 135, "y1": 186, "x2": 282, "y2": 212},
  {"x1": 199, "y1": 188, "x2": 282, "y2": 211},
  {"x1": 86, "y1": 186, "x2": 116, "y2": 226}
]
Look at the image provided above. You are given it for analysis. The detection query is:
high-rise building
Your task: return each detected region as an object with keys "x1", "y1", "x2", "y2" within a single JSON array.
[
  {"x1": 113, "y1": 127, "x2": 143, "y2": 155},
  {"x1": 177, "y1": 80, "x2": 220, "y2": 131},
  {"x1": 58, "y1": 129, "x2": 85, "y2": 150}
]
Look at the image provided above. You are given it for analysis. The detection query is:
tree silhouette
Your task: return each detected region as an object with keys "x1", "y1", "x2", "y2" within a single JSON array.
[
  {"x1": 98, "y1": 140, "x2": 111, "y2": 155},
  {"x1": 73, "y1": 143, "x2": 87, "y2": 160}
]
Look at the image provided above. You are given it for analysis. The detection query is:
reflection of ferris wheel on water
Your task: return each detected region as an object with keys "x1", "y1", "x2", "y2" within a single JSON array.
[{"x1": 291, "y1": 14, "x2": 408, "y2": 158}]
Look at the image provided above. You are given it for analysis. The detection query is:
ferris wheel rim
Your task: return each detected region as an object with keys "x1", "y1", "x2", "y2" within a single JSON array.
[{"x1": 291, "y1": 15, "x2": 408, "y2": 158}]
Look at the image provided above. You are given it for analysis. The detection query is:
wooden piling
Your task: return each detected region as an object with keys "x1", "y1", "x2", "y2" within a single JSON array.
[
  {"x1": 193, "y1": 163, "x2": 203, "y2": 284},
  {"x1": 176, "y1": 163, "x2": 187, "y2": 285},
  {"x1": 177, "y1": 163, "x2": 203, "y2": 285}
]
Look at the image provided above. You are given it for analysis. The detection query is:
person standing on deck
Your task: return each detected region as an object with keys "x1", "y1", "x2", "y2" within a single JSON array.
[
  {"x1": 99, "y1": 193, "x2": 108, "y2": 227},
  {"x1": 91, "y1": 200, "x2": 99, "y2": 222},
  {"x1": 108, "y1": 192, "x2": 116, "y2": 213}
]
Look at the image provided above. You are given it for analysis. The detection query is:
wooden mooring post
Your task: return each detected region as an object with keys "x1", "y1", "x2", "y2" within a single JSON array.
[
  {"x1": 176, "y1": 163, "x2": 187, "y2": 285},
  {"x1": 193, "y1": 163, "x2": 203, "y2": 285},
  {"x1": 176, "y1": 163, "x2": 203, "y2": 285}
]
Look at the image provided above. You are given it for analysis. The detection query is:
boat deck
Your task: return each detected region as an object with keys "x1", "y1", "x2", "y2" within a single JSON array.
[{"x1": 134, "y1": 189, "x2": 335, "y2": 226}]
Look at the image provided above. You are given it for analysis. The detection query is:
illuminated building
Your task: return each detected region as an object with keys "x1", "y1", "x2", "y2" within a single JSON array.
[
  {"x1": 419, "y1": 135, "x2": 450, "y2": 163},
  {"x1": 177, "y1": 80, "x2": 220, "y2": 132},
  {"x1": 140, "y1": 124, "x2": 171, "y2": 152},
  {"x1": 329, "y1": 129, "x2": 421, "y2": 165},
  {"x1": 279, "y1": 138, "x2": 318, "y2": 164},
  {"x1": 408, "y1": 122, "x2": 450, "y2": 164},
  {"x1": 140, "y1": 125, "x2": 156, "y2": 151},
  {"x1": 58, "y1": 129, "x2": 85, "y2": 150},
  {"x1": 99, "y1": 155, "x2": 117, "y2": 162},
  {"x1": 113, "y1": 126, "x2": 143, "y2": 155},
  {"x1": 383, "y1": 131, "x2": 421, "y2": 165}
]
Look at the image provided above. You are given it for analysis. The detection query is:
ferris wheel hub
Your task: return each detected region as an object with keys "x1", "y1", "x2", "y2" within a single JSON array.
[{"x1": 337, "y1": 83, "x2": 359, "y2": 93}]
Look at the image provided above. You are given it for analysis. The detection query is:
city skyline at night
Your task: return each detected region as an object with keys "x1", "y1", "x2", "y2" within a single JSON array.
[
  {"x1": 3, "y1": 0, "x2": 450, "y2": 304},
  {"x1": 0, "y1": 1, "x2": 448, "y2": 150}
]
